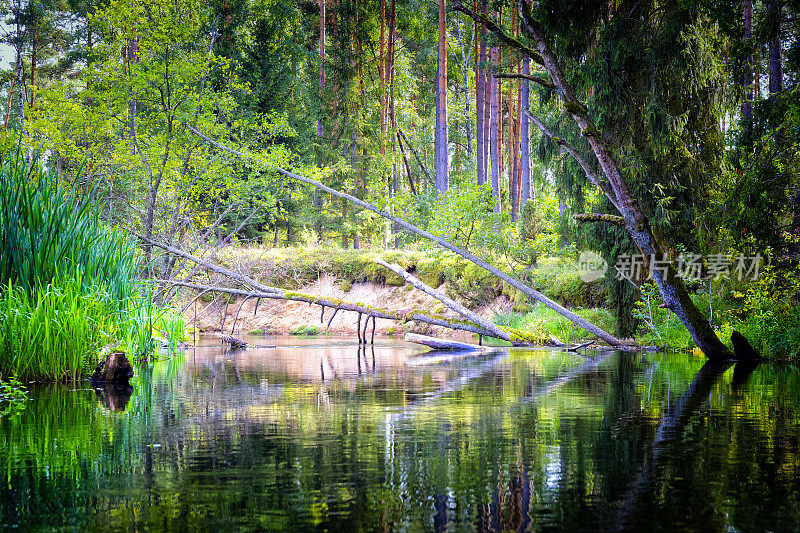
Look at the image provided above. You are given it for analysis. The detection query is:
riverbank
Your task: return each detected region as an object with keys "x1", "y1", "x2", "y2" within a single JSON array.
[{"x1": 180, "y1": 246, "x2": 612, "y2": 343}]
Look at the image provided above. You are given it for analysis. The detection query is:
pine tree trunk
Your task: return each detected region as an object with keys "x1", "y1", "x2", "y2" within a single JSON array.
[
  {"x1": 389, "y1": 0, "x2": 400, "y2": 247},
  {"x1": 476, "y1": 0, "x2": 487, "y2": 186},
  {"x1": 435, "y1": 0, "x2": 449, "y2": 195},
  {"x1": 508, "y1": 64, "x2": 518, "y2": 222},
  {"x1": 314, "y1": 0, "x2": 326, "y2": 238},
  {"x1": 380, "y1": 0, "x2": 387, "y2": 156},
  {"x1": 489, "y1": 45, "x2": 500, "y2": 213},
  {"x1": 766, "y1": 0, "x2": 782, "y2": 94},
  {"x1": 519, "y1": 57, "x2": 531, "y2": 208}
]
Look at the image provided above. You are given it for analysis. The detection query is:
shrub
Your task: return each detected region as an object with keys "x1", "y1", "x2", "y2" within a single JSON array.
[{"x1": 291, "y1": 325, "x2": 319, "y2": 336}]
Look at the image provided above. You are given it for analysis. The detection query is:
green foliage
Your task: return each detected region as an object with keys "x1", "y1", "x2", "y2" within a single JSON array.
[
  {"x1": 0, "y1": 153, "x2": 139, "y2": 302},
  {"x1": 494, "y1": 304, "x2": 616, "y2": 344},
  {"x1": 722, "y1": 262, "x2": 800, "y2": 359},
  {"x1": 159, "y1": 311, "x2": 187, "y2": 351},
  {"x1": 0, "y1": 374, "x2": 27, "y2": 418},
  {"x1": 0, "y1": 277, "x2": 119, "y2": 381},
  {"x1": 0, "y1": 152, "x2": 153, "y2": 379},
  {"x1": 290, "y1": 325, "x2": 319, "y2": 336},
  {"x1": 633, "y1": 281, "x2": 696, "y2": 350}
]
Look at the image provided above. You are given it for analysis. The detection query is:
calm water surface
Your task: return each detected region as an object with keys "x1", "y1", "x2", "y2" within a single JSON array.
[{"x1": 2, "y1": 336, "x2": 800, "y2": 531}]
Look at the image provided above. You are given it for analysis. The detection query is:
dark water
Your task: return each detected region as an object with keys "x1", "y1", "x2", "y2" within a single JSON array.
[{"x1": 2, "y1": 337, "x2": 800, "y2": 532}]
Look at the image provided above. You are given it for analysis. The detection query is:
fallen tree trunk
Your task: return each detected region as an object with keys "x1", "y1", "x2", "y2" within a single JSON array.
[
  {"x1": 186, "y1": 125, "x2": 625, "y2": 348},
  {"x1": 137, "y1": 235, "x2": 559, "y2": 345},
  {"x1": 405, "y1": 332, "x2": 488, "y2": 352},
  {"x1": 376, "y1": 259, "x2": 512, "y2": 342},
  {"x1": 163, "y1": 280, "x2": 540, "y2": 343}
]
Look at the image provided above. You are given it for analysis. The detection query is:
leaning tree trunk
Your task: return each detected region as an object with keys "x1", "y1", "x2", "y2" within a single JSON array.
[
  {"x1": 452, "y1": 0, "x2": 735, "y2": 359},
  {"x1": 515, "y1": 3, "x2": 732, "y2": 359}
]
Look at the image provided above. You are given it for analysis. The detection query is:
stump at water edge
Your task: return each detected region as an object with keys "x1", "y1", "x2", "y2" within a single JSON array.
[{"x1": 91, "y1": 351, "x2": 134, "y2": 384}]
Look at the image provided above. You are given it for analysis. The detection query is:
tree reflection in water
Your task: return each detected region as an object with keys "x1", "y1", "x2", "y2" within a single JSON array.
[{"x1": 2, "y1": 341, "x2": 799, "y2": 531}]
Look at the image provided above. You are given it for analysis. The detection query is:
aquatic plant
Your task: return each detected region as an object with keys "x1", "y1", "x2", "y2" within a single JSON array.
[
  {"x1": 0, "y1": 152, "x2": 140, "y2": 302},
  {"x1": 0, "y1": 277, "x2": 118, "y2": 380},
  {"x1": 0, "y1": 374, "x2": 27, "y2": 417},
  {"x1": 0, "y1": 151, "x2": 152, "y2": 380}
]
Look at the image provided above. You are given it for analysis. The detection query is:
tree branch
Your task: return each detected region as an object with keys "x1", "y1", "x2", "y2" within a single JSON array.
[
  {"x1": 573, "y1": 213, "x2": 625, "y2": 226},
  {"x1": 524, "y1": 109, "x2": 620, "y2": 211},
  {"x1": 494, "y1": 72, "x2": 554, "y2": 89}
]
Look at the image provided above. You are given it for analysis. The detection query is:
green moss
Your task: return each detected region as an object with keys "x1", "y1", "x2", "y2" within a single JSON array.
[
  {"x1": 564, "y1": 100, "x2": 588, "y2": 115},
  {"x1": 581, "y1": 125, "x2": 601, "y2": 137}
]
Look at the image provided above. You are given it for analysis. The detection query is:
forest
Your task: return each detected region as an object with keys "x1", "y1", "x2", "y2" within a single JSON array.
[
  {"x1": 0, "y1": 0, "x2": 798, "y2": 383},
  {"x1": 1, "y1": 1, "x2": 800, "y2": 530}
]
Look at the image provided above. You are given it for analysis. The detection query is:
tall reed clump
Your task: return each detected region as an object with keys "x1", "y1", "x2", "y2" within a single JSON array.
[{"x1": 0, "y1": 152, "x2": 145, "y2": 381}]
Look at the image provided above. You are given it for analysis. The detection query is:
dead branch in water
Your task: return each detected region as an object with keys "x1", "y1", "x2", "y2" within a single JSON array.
[
  {"x1": 162, "y1": 280, "x2": 552, "y2": 345},
  {"x1": 184, "y1": 125, "x2": 625, "y2": 348}
]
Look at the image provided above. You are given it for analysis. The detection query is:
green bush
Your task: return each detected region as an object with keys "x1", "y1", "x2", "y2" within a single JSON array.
[{"x1": 290, "y1": 325, "x2": 319, "y2": 336}]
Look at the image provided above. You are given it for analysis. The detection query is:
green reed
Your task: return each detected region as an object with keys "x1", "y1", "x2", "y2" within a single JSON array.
[{"x1": 0, "y1": 150, "x2": 150, "y2": 380}]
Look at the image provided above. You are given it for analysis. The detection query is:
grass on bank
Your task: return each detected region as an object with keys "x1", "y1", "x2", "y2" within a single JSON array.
[
  {"x1": 494, "y1": 305, "x2": 616, "y2": 344},
  {"x1": 0, "y1": 152, "x2": 167, "y2": 381}
]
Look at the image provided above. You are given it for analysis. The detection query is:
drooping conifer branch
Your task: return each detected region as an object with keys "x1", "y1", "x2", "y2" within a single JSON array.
[{"x1": 524, "y1": 109, "x2": 620, "y2": 211}]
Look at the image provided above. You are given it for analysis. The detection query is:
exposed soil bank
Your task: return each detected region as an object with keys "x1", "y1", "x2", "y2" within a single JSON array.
[{"x1": 185, "y1": 274, "x2": 514, "y2": 341}]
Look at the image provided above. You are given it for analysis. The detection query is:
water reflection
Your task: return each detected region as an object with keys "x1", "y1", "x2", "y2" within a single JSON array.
[
  {"x1": 93, "y1": 382, "x2": 134, "y2": 411},
  {"x1": 1, "y1": 338, "x2": 799, "y2": 531}
]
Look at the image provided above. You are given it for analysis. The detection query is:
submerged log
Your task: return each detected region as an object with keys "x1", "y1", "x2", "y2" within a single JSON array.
[
  {"x1": 405, "y1": 333, "x2": 489, "y2": 352},
  {"x1": 91, "y1": 351, "x2": 134, "y2": 384}
]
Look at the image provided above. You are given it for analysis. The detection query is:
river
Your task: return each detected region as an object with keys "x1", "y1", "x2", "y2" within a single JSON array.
[{"x1": 1, "y1": 336, "x2": 799, "y2": 531}]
